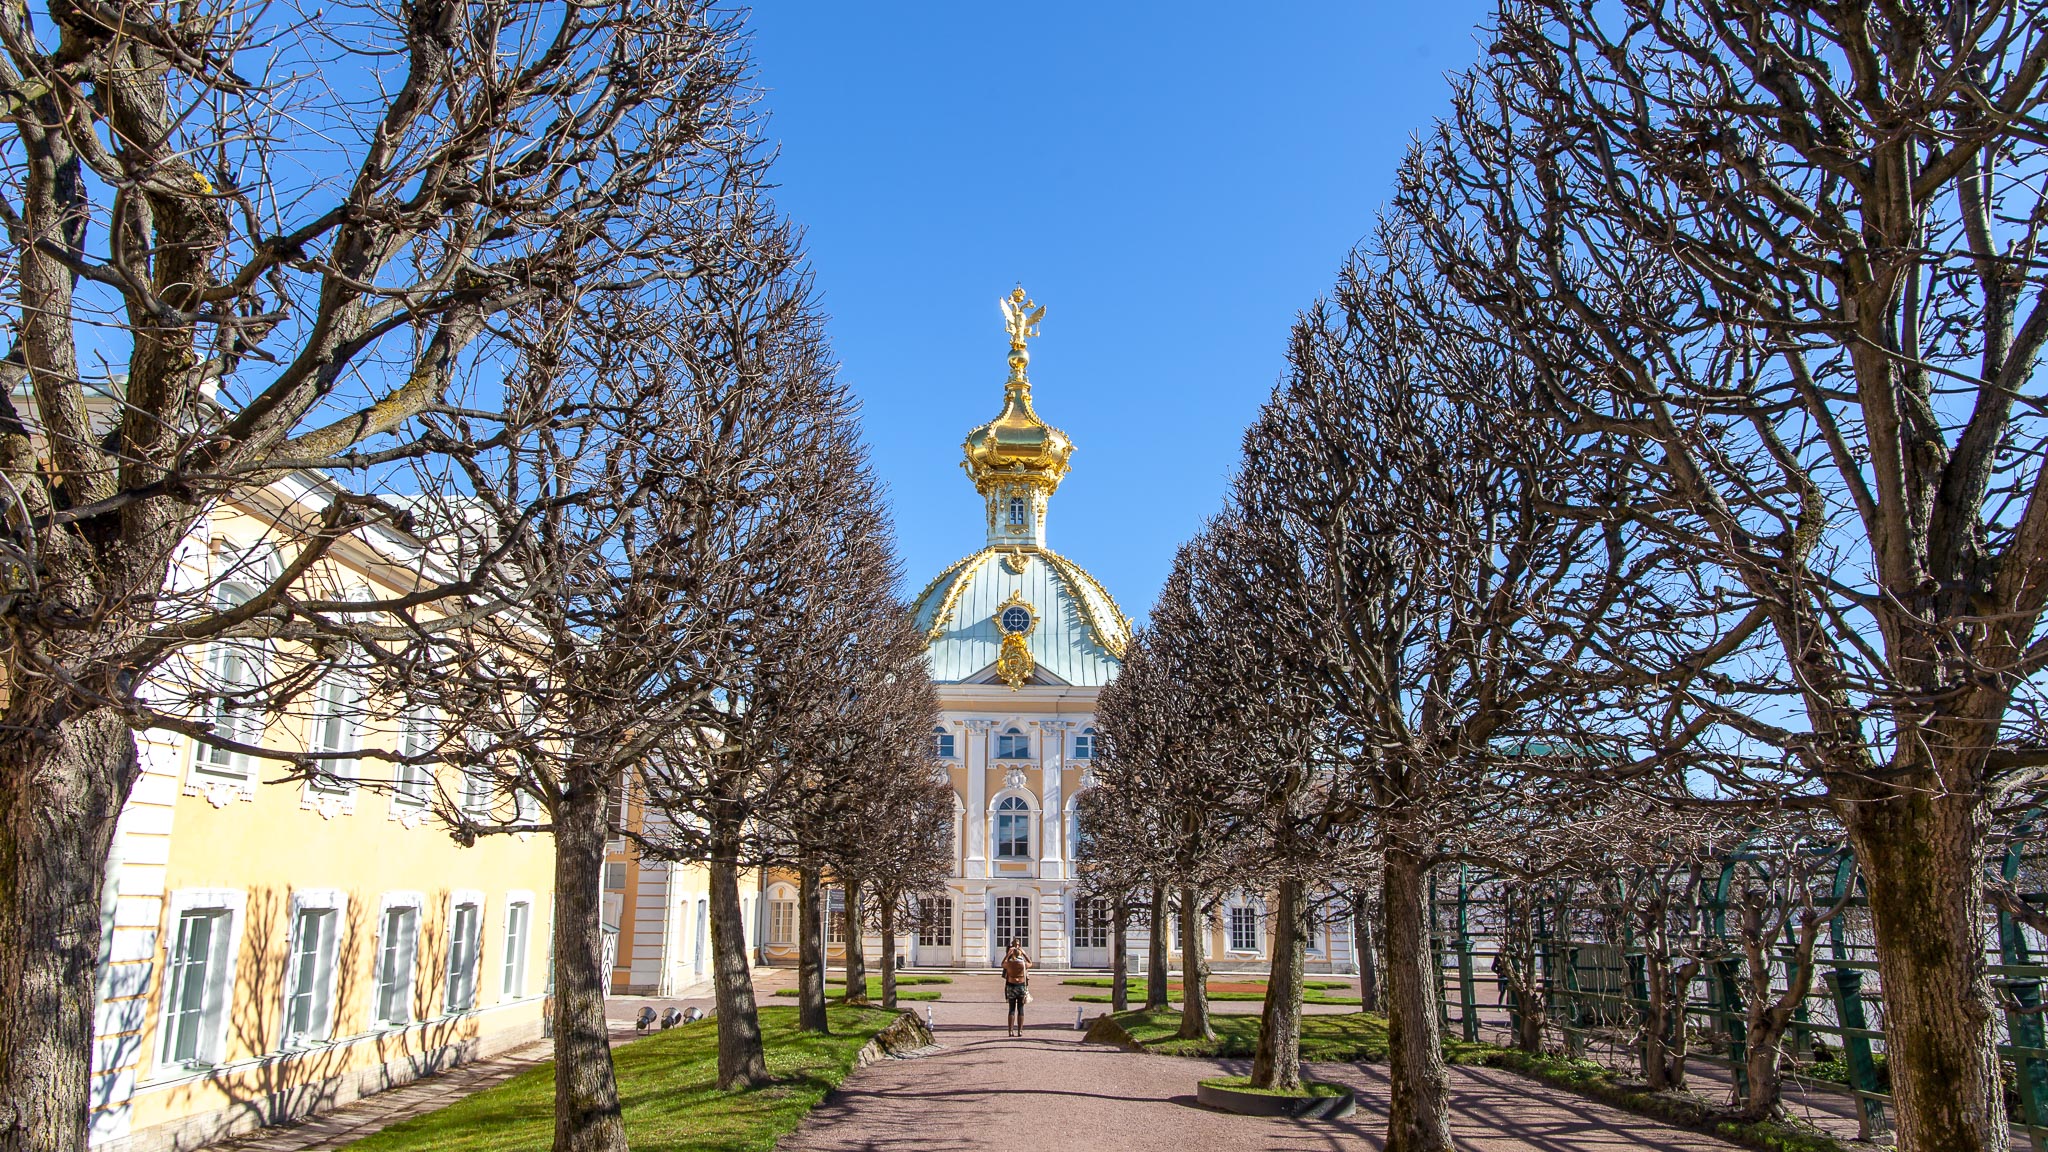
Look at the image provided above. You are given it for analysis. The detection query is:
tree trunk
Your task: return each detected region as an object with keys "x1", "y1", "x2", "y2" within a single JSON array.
[
  {"x1": 1384, "y1": 848, "x2": 1453, "y2": 1152},
  {"x1": 1111, "y1": 898, "x2": 1131, "y2": 1014},
  {"x1": 1145, "y1": 883, "x2": 1170, "y2": 1011},
  {"x1": 0, "y1": 710, "x2": 135, "y2": 1152},
  {"x1": 1848, "y1": 794, "x2": 2006, "y2": 1152},
  {"x1": 1354, "y1": 889, "x2": 1381, "y2": 1014},
  {"x1": 878, "y1": 889, "x2": 898, "y2": 1010},
  {"x1": 1176, "y1": 890, "x2": 1212, "y2": 1040},
  {"x1": 549, "y1": 776, "x2": 628, "y2": 1152},
  {"x1": 841, "y1": 876, "x2": 868, "y2": 1005},
  {"x1": 708, "y1": 853, "x2": 769, "y2": 1089},
  {"x1": 797, "y1": 863, "x2": 829, "y2": 1033},
  {"x1": 1251, "y1": 879, "x2": 1307, "y2": 1091}
]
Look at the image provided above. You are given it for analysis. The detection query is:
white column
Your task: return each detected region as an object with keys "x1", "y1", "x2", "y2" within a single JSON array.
[
  {"x1": 1037, "y1": 721, "x2": 1071, "y2": 878},
  {"x1": 964, "y1": 720, "x2": 994, "y2": 879}
]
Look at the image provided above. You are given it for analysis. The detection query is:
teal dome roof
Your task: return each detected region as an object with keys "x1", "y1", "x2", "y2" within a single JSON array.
[{"x1": 911, "y1": 547, "x2": 1128, "y2": 687}]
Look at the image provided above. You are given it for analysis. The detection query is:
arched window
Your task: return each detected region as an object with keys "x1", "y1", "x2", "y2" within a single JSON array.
[
  {"x1": 995, "y1": 796, "x2": 1031, "y2": 859},
  {"x1": 1008, "y1": 495, "x2": 1028, "y2": 526},
  {"x1": 1073, "y1": 727, "x2": 1097, "y2": 760},
  {"x1": 931, "y1": 726, "x2": 955, "y2": 759},
  {"x1": 996, "y1": 726, "x2": 1030, "y2": 759}
]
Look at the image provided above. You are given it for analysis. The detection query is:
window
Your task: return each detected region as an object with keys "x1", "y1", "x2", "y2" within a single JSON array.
[
  {"x1": 307, "y1": 668, "x2": 365, "y2": 789},
  {"x1": 607, "y1": 767, "x2": 630, "y2": 833},
  {"x1": 1229, "y1": 904, "x2": 1260, "y2": 953},
  {"x1": 995, "y1": 796, "x2": 1031, "y2": 859},
  {"x1": 994, "y1": 895, "x2": 1031, "y2": 951},
  {"x1": 769, "y1": 898, "x2": 796, "y2": 946},
  {"x1": 1074, "y1": 897, "x2": 1109, "y2": 950},
  {"x1": 996, "y1": 727, "x2": 1030, "y2": 759},
  {"x1": 196, "y1": 583, "x2": 266, "y2": 777},
  {"x1": 1007, "y1": 495, "x2": 1027, "y2": 526},
  {"x1": 604, "y1": 862, "x2": 628, "y2": 891},
  {"x1": 917, "y1": 895, "x2": 953, "y2": 947},
  {"x1": 282, "y1": 903, "x2": 341, "y2": 1046},
  {"x1": 162, "y1": 908, "x2": 234, "y2": 1067},
  {"x1": 395, "y1": 707, "x2": 437, "y2": 805},
  {"x1": 932, "y1": 727, "x2": 955, "y2": 759},
  {"x1": 1073, "y1": 728, "x2": 1096, "y2": 760},
  {"x1": 461, "y1": 728, "x2": 494, "y2": 817},
  {"x1": 826, "y1": 888, "x2": 847, "y2": 944},
  {"x1": 445, "y1": 900, "x2": 483, "y2": 1012},
  {"x1": 502, "y1": 901, "x2": 531, "y2": 999},
  {"x1": 374, "y1": 903, "x2": 420, "y2": 1025}
]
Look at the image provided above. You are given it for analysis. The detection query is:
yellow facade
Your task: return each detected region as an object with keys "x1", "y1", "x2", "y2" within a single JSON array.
[{"x1": 89, "y1": 484, "x2": 557, "y2": 1152}]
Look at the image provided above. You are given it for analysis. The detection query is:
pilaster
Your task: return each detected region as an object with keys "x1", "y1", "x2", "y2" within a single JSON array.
[{"x1": 963, "y1": 720, "x2": 995, "y2": 879}]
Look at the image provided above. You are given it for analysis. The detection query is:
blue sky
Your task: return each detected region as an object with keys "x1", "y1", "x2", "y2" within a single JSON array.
[{"x1": 747, "y1": 2, "x2": 1497, "y2": 619}]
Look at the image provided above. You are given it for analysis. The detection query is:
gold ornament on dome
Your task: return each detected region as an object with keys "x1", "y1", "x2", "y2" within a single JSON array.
[
  {"x1": 993, "y1": 590, "x2": 1037, "y2": 689},
  {"x1": 963, "y1": 285, "x2": 1075, "y2": 498}
]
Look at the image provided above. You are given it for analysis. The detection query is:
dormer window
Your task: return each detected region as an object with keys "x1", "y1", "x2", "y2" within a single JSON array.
[
  {"x1": 1073, "y1": 727, "x2": 1096, "y2": 760},
  {"x1": 1008, "y1": 495, "x2": 1028, "y2": 526},
  {"x1": 932, "y1": 727, "x2": 956, "y2": 759},
  {"x1": 996, "y1": 726, "x2": 1030, "y2": 759}
]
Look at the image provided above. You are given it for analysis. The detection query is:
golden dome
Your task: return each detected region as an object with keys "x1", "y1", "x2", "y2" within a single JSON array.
[{"x1": 962, "y1": 286, "x2": 1075, "y2": 496}]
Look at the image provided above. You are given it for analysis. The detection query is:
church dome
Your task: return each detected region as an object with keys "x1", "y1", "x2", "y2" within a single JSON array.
[
  {"x1": 912, "y1": 546, "x2": 1130, "y2": 687},
  {"x1": 913, "y1": 286, "x2": 1129, "y2": 688}
]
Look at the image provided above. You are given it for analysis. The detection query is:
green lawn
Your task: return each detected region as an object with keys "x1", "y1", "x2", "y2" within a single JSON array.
[
  {"x1": 771, "y1": 976, "x2": 943, "y2": 1001},
  {"x1": 1104, "y1": 1006, "x2": 1489, "y2": 1063},
  {"x1": 1062, "y1": 978, "x2": 1360, "y2": 1006},
  {"x1": 346, "y1": 1005, "x2": 899, "y2": 1152},
  {"x1": 1198, "y1": 1074, "x2": 1350, "y2": 1098}
]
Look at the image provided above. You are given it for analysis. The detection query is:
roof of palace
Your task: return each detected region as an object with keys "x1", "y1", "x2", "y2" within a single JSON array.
[{"x1": 910, "y1": 545, "x2": 1130, "y2": 686}]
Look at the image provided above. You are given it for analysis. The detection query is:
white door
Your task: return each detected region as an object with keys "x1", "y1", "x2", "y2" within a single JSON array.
[
  {"x1": 991, "y1": 895, "x2": 1032, "y2": 967},
  {"x1": 1071, "y1": 896, "x2": 1110, "y2": 969},
  {"x1": 911, "y1": 894, "x2": 953, "y2": 967}
]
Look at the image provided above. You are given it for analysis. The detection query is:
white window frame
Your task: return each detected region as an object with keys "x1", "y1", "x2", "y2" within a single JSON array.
[
  {"x1": 1228, "y1": 902, "x2": 1262, "y2": 954},
  {"x1": 993, "y1": 794, "x2": 1033, "y2": 860},
  {"x1": 992, "y1": 893, "x2": 1032, "y2": 952},
  {"x1": 460, "y1": 727, "x2": 495, "y2": 818},
  {"x1": 768, "y1": 887, "x2": 797, "y2": 946},
  {"x1": 372, "y1": 891, "x2": 425, "y2": 1027},
  {"x1": 995, "y1": 726, "x2": 1030, "y2": 760},
  {"x1": 393, "y1": 706, "x2": 438, "y2": 808},
  {"x1": 501, "y1": 892, "x2": 534, "y2": 1000},
  {"x1": 280, "y1": 889, "x2": 348, "y2": 1048},
  {"x1": 155, "y1": 889, "x2": 247, "y2": 1074},
  {"x1": 305, "y1": 664, "x2": 365, "y2": 792},
  {"x1": 193, "y1": 580, "x2": 269, "y2": 782},
  {"x1": 932, "y1": 727, "x2": 955, "y2": 759},
  {"x1": 917, "y1": 894, "x2": 954, "y2": 947},
  {"x1": 1073, "y1": 896, "x2": 1110, "y2": 950},
  {"x1": 444, "y1": 890, "x2": 486, "y2": 1014},
  {"x1": 1073, "y1": 727, "x2": 1096, "y2": 760}
]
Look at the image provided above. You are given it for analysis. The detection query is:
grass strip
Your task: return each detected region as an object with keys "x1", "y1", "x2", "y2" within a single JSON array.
[
  {"x1": 770, "y1": 977, "x2": 942, "y2": 1001},
  {"x1": 1061, "y1": 978, "x2": 1358, "y2": 1006},
  {"x1": 347, "y1": 1004, "x2": 899, "y2": 1152},
  {"x1": 1092, "y1": 1009, "x2": 1851, "y2": 1152},
  {"x1": 1198, "y1": 1074, "x2": 1349, "y2": 1099},
  {"x1": 1477, "y1": 1049, "x2": 1854, "y2": 1152}
]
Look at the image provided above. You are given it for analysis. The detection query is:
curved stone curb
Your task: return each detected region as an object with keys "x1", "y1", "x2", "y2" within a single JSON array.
[
  {"x1": 1194, "y1": 1080, "x2": 1357, "y2": 1119},
  {"x1": 853, "y1": 1011, "x2": 941, "y2": 1070}
]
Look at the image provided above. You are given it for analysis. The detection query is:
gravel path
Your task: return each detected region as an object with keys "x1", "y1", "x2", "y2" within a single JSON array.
[{"x1": 782, "y1": 973, "x2": 1738, "y2": 1152}]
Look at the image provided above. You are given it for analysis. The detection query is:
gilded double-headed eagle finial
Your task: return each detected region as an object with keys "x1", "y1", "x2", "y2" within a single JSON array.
[{"x1": 1000, "y1": 285, "x2": 1046, "y2": 353}]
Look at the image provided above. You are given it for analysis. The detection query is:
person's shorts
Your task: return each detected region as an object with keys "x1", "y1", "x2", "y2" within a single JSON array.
[{"x1": 1005, "y1": 982, "x2": 1028, "y2": 1005}]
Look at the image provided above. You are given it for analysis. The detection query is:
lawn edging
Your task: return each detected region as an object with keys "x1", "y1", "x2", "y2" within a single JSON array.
[
  {"x1": 854, "y1": 1009, "x2": 938, "y2": 1068},
  {"x1": 1476, "y1": 1049, "x2": 1857, "y2": 1152}
]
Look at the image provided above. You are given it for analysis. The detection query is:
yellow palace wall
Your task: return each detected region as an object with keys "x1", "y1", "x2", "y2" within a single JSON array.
[{"x1": 88, "y1": 494, "x2": 558, "y2": 1152}]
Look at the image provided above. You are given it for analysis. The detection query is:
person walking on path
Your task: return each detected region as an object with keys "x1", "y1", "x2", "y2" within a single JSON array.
[{"x1": 1002, "y1": 940, "x2": 1033, "y2": 1036}]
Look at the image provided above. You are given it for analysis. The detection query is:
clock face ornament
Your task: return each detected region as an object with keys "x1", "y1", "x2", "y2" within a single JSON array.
[{"x1": 992, "y1": 593, "x2": 1037, "y2": 689}]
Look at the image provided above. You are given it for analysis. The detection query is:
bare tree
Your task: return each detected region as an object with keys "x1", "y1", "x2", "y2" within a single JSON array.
[
  {"x1": 0, "y1": 3, "x2": 757, "y2": 1147},
  {"x1": 1094, "y1": 554, "x2": 1252, "y2": 1042},
  {"x1": 1403, "y1": 5, "x2": 2048, "y2": 1145}
]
